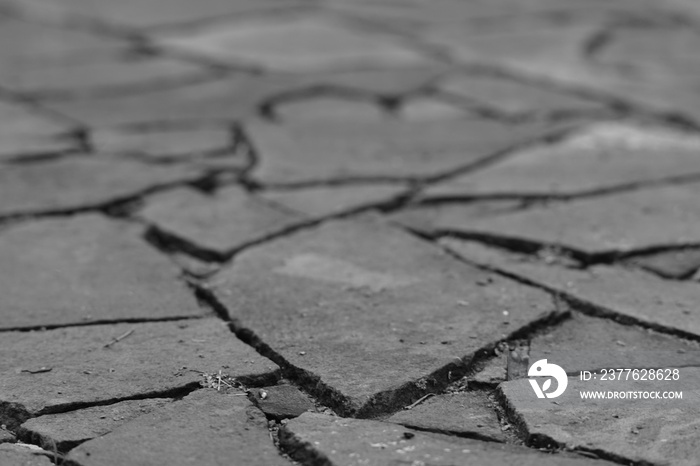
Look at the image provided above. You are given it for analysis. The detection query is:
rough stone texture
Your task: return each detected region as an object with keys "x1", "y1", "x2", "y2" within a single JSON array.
[
  {"x1": 0, "y1": 215, "x2": 205, "y2": 329},
  {"x1": 500, "y1": 369, "x2": 700, "y2": 465},
  {"x1": 0, "y1": 156, "x2": 199, "y2": 216},
  {"x1": 0, "y1": 444, "x2": 53, "y2": 466},
  {"x1": 625, "y1": 249, "x2": 700, "y2": 280},
  {"x1": 433, "y1": 182, "x2": 700, "y2": 255},
  {"x1": 387, "y1": 391, "x2": 504, "y2": 442},
  {"x1": 208, "y1": 215, "x2": 560, "y2": 415},
  {"x1": 0, "y1": 100, "x2": 77, "y2": 160},
  {"x1": 437, "y1": 72, "x2": 606, "y2": 118},
  {"x1": 0, "y1": 426, "x2": 15, "y2": 444},
  {"x1": 0, "y1": 319, "x2": 278, "y2": 429},
  {"x1": 252, "y1": 385, "x2": 315, "y2": 420},
  {"x1": 248, "y1": 117, "x2": 558, "y2": 185},
  {"x1": 424, "y1": 123, "x2": 700, "y2": 198},
  {"x1": 260, "y1": 184, "x2": 408, "y2": 218},
  {"x1": 18, "y1": 399, "x2": 172, "y2": 453},
  {"x1": 156, "y1": 14, "x2": 428, "y2": 71},
  {"x1": 65, "y1": 389, "x2": 289, "y2": 466},
  {"x1": 280, "y1": 413, "x2": 613, "y2": 465},
  {"x1": 442, "y1": 239, "x2": 700, "y2": 338},
  {"x1": 139, "y1": 185, "x2": 303, "y2": 258}
]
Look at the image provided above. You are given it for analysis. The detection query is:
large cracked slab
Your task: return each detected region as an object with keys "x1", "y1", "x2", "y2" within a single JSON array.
[
  {"x1": 247, "y1": 117, "x2": 558, "y2": 185},
  {"x1": 500, "y1": 369, "x2": 700, "y2": 465},
  {"x1": 156, "y1": 13, "x2": 428, "y2": 71},
  {"x1": 0, "y1": 100, "x2": 77, "y2": 160},
  {"x1": 0, "y1": 319, "x2": 278, "y2": 430},
  {"x1": 65, "y1": 389, "x2": 289, "y2": 466},
  {"x1": 431, "y1": 182, "x2": 700, "y2": 255},
  {"x1": 18, "y1": 399, "x2": 172, "y2": 453},
  {"x1": 0, "y1": 444, "x2": 53, "y2": 466},
  {"x1": 442, "y1": 239, "x2": 700, "y2": 338},
  {"x1": 424, "y1": 122, "x2": 700, "y2": 198},
  {"x1": 0, "y1": 155, "x2": 200, "y2": 216},
  {"x1": 0, "y1": 214, "x2": 206, "y2": 329},
  {"x1": 280, "y1": 412, "x2": 614, "y2": 465},
  {"x1": 139, "y1": 185, "x2": 304, "y2": 259},
  {"x1": 387, "y1": 391, "x2": 505, "y2": 442},
  {"x1": 207, "y1": 215, "x2": 561, "y2": 415}
]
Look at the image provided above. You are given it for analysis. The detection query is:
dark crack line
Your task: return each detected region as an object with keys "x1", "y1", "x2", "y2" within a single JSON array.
[{"x1": 0, "y1": 315, "x2": 208, "y2": 334}]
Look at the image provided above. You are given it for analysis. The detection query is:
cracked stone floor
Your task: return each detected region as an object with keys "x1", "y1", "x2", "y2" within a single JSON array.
[{"x1": 1, "y1": 0, "x2": 700, "y2": 465}]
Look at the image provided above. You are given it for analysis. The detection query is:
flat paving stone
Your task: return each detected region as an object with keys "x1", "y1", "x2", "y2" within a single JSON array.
[
  {"x1": 432, "y1": 182, "x2": 700, "y2": 255},
  {"x1": 280, "y1": 412, "x2": 614, "y2": 466},
  {"x1": 19, "y1": 399, "x2": 172, "y2": 453},
  {"x1": 207, "y1": 215, "x2": 560, "y2": 415},
  {"x1": 442, "y1": 239, "x2": 700, "y2": 338},
  {"x1": 252, "y1": 385, "x2": 315, "y2": 420},
  {"x1": 624, "y1": 249, "x2": 700, "y2": 280},
  {"x1": 248, "y1": 117, "x2": 557, "y2": 185},
  {"x1": 0, "y1": 156, "x2": 199, "y2": 216},
  {"x1": 387, "y1": 391, "x2": 505, "y2": 442},
  {"x1": 0, "y1": 214, "x2": 205, "y2": 329},
  {"x1": 0, "y1": 100, "x2": 77, "y2": 160},
  {"x1": 156, "y1": 13, "x2": 428, "y2": 71},
  {"x1": 260, "y1": 184, "x2": 408, "y2": 218},
  {"x1": 424, "y1": 122, "x2": 700, "y2": 198},
  {"x1": 0, "y1": 319, "x2": 278, "y2": 429},
  {"x1": 273, "y1": 96, "x2": 385, "y2": 122},
  {"x1": 398, "y1": 96, "x2": 468, "y2": 120},
  {"x1": 139, "y1": 185, "x2": 303, "y2": 259},
  {"x1": 438, "y1": 72, "x2": 606, "y2": 118},
  {"x1": 65, "y1": 389, "x2": 289, "y2": 466},
  {"x1": 499, "y1": 369, "x2": 700, "y2": 465},
  {"x1": 0, "y1": 444, "x2": 53, "y2": 466}
]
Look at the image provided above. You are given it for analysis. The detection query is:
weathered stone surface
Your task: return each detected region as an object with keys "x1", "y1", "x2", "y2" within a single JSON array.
[
  {"x1": 433, "y1": 182, "x2": 700, "y2": 255},
  {"x1": 0, "y1": 100, "x2": 77, "y2": 160},
  {"x1": 438, "y1": 72, "x2": 606, "y2": 118},
  {"x1": 0, "y1": 319, "x2": 278, "y2": 429},
  {"x1": 19, "y1": 399, "x2": 172, "y2": 453},
  {"x1": 280, "y1": 413, "x2": 613, "y2": 465},
  {"x1": 260, "y1": 184, "x2": 408, "y2": 218},
  {"x1": 424, "y1": 123, "x2": 700, "y2": 198},
  {"x1": 139, "y1": 186, "x2": 303, "y2": 258},
  {"x1": 253, "y1": 385, "x2": 315, "y2": 420},
  {"x1": 500, "y1": 369, "x2": 700, "y2": 465},
  {"x1": 0, "y1": 426, "x2": 15, "y2": 444},
  {"x1": 442, "y1": 238, "x2": 700, "y2": 338},
  {"x1": 156, "y1": 14, "x2": 428, "y2": 71},
  {"x1": 248, "y1": 117, "x2": 557, "y2": 185},
  {"x1": 0, "y1": 444, "x2": 53, "y2": 466},
  {"x1": 625, "y1": 249, "x2": 700, "y2": 280},
  {"x1": 398, "y1": 96, "x2": 468, "y2": 120},
  {"x1": 0, "y1": 156, "x2": 199, "y2": 216},
  {"x1": 207, "y1": 215, "x2": 560, "y2": 415},
  {"x1": 387, "y1": 391, "x2": 504, "y2": 441},
  {"x1": 274, "y1": 96, "x2": 385, "y2": 122},
  {"x1": 65, "y1": 389, "x2": 289, "y2": 466},
  {"x1": 0, "y1": 215, "x2": 205, "y2": 329}
]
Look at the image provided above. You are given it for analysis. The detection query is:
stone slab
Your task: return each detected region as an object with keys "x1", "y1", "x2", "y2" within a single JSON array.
[
  {"x1": 442, "y1": 239, "x2": 700, "y2": 338},
  {"x1": 500, "y1": 368, "x2": 700, "y2": 465},
  {"x1": 0, "y1": 444, "x2": 53, "y2": 466},
  {"x1": 253, "y1": 385, "x2": 315, "y2": 420},
  {"x1": 273, "y1": 96, "x2": 385, "y2": 122},
  {"x1": 0, "y1": 319, "x2": 278, "y2": 430},
  {"x1": 280, "y1": 412, "x2": 613, "y2": 465},
  {"x1": 18, "y1": 399, "x2": 172, "y2": 453},
  {"x1": 65, "y1": 389, "x2": 289, "y2": 466},
  {"x1": 207, "y1": 215, "x2": 560, "y2": 415},
  {"x1": 0, "y1": 426, "x2": 15, "y2": 444},
  {"x1": 625, "y1": 249, "x2": 700, "y2": 280},
  {"x1": 139, "y1": 185, "x2": 303, "y2": 258},
  {"x1": 248, "y1": 117, "x2": 558, "y2": 185},
  {"x1": 260, "y1": 184, "x2": 408, "y2": 218},
  {"x1": 0, "y1": 156, "x2": 199, "y2": 216},
  {"x1": 387, "y1": 391, "x2": 504, "y2": 442},
  {"x1": 156, "y1": 13, "x2": 427, "y2": 71},
  {"x1": 424, "y1": 123, "x2": 700, "y2": 198},
  {"x1": 0, "y1": 214, "x2": 205, "y2": 329},
  {"x1": 433, "y1": 182, "x2": 700, "y2": 255},
  {"x1": 398, "y1": 96, "x2": 468, "y2": 120}
]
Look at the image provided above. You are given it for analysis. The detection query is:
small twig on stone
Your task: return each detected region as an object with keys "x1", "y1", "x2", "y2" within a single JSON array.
[
  {"x1": 404, "y1": 393, "x2": 435, "y2": 410},
  {"x1": 104, "y1": 329, "x2": 135, "y2": 348}
]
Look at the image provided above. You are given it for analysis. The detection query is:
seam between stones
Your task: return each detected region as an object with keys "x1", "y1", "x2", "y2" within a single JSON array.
[{"x1": 0, "y1": 315, "x2": 207, "y2": 334}]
